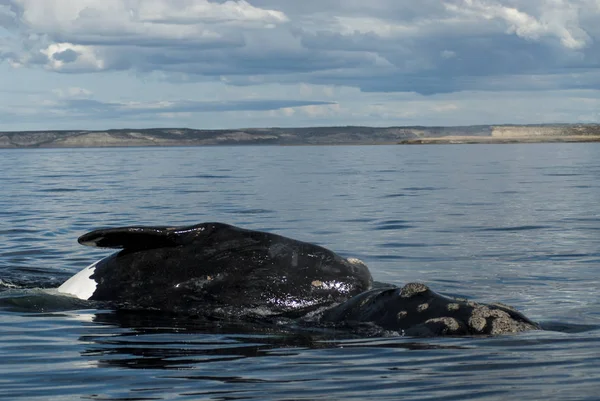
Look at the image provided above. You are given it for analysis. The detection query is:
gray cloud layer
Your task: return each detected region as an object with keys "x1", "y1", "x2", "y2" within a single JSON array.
[
  {"x1": 63, "y1": 98, "x2": 336, "y2": 117},
  {"x1": 2, "y1": 0, "x2": 600, "y2": 96}
]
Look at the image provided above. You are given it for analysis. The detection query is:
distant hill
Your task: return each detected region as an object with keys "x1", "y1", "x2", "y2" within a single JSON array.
[{"x1": 1, "y1": 124, "x2": 599, "y2": 148}]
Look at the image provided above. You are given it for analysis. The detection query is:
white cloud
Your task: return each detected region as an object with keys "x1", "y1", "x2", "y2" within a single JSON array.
[
  {"x1": 52, "y1": 86, "x2": 93, "y2": 98},
  {"x1": 432, "y1": 103, "x2": 459, "y2": 112},
  {"x1": 300, "y1": 103, "x2": 341, "y2": 117},
  {"x1": 3, "y1": 0, "x2": 289, "y2": 72},
  {"x1": 25, "y1": 0, "x2": 279, "y2": 45},
  {"x1": 440, "y1": 50, "x2": 456, "y2": 59},
  {"x1": 1, "y1": 0, "x2": 600, "y2": 129},
  {"x1": 40, "y1": 43, "x2": 104, "y2": 71},
  {"x1": 444, "y1": 0, "x2": 590, "y2": 49},
  {"x1": 329, "y1": 16, "x2": 415, "y2": 37},
  {"x1": 136, "y1": 0, "x2": 288, "y2": 24}
]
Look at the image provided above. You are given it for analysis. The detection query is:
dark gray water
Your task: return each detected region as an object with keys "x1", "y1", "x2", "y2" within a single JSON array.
[{"x1": 1, "y1": 144, "x2": 599, "y2": 400}]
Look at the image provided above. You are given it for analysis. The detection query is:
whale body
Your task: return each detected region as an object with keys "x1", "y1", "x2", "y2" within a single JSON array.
[
  {"x1": 59, "y1": 222, "x2": 539, "y2": 336},
  {"x1": 59, "y1": 222, "x2": 372, "y2": 316}
]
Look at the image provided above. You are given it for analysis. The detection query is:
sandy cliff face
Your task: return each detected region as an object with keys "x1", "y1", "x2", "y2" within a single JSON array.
[
  {"x1": 0, "y1": 135, "x2": 13, "y2": 147},
  {"x1": 492, "y1": 125, "x2": 600, "y2": 138},
  {"x1": 53, "y1": 132, "x2": 150, "y2": 147}
]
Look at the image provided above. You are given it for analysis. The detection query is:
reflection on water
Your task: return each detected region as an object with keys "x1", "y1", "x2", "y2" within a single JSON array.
[
  {"x1": 1, "y1": 144, "x2": 600, "y2": 400},
  {"x1": 1, "y1": 306, "x2": 598, "y2": 401}
]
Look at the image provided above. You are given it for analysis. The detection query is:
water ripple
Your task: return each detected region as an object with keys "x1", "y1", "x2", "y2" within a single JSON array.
[{"x1": 0, "y1": 144, "x2": 599, "y2": 401}]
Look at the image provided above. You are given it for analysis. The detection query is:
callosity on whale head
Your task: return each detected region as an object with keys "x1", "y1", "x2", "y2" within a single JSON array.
[
  {"x1": 59, "y1": 222, "x2": 539, "y2": 336},
  {"x1": 320, "y1": 283, "x2": 540, "y2": 336},
  {"x1": 59, "y1": 222, "x2": 372, "y2": 316}
]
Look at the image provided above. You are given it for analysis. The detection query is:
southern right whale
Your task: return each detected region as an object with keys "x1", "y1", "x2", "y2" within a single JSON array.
[{"x1": 58, "y1": 222, "x2": 539, "y2": 336}]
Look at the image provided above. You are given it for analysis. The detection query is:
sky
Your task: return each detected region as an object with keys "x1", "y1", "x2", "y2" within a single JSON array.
[{"x1": 2, "y1": 0, "x2": 600, "y2": 131}]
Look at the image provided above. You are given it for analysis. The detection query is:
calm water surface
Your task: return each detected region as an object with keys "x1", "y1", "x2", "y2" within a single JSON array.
[{"x1": 0, "y1": 144, "x2": 599, "y2": 400}]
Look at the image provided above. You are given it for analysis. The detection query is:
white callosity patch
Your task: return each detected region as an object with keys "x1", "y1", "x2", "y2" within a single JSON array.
[
  {"x1": 346, "y1": 257, "x2": 365, "y2": 265},
  {"x1": 57, "y1": 260, "x2": 99, "y2": 300}
]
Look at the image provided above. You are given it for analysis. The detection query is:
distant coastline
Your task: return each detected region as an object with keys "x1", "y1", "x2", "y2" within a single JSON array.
[{"x1": 2, "y1": 124, "x2": 600, "y2": 148}]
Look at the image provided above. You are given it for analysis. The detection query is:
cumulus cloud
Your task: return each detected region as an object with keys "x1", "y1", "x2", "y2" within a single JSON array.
[
  {"x1": 40, "y1": 43, "x2": 105, "y2": 71},
  {"x1": 1, "y1": 0, "x2": 600, "y2": 129},
  {"x1": 136, "y1": 0, "x2": 288, "y2": 24},
  {"x1": 444, "y1": 0, "x2": 590, "y2": 49},
  {"x1": 1, "y1": 0, "x2": 597, "y2": 95}
]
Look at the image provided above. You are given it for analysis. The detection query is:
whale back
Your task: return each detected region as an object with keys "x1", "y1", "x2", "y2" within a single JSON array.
[{"x1": 76, "y1": 222, "x2": 373, "y2": 317}]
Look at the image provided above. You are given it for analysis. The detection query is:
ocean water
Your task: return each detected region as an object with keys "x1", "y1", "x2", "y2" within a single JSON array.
[{"x1": 0, "y1": 143, "x2": 599, "y2": 401}]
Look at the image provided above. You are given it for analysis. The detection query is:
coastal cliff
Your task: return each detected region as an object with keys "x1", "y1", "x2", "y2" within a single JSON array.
[
  {"x1": 397, "y1": 124, "x2": 600, "y2": 144},
  {"x1": 1, "y1": 124, "x2": 599, "y2": 148}
]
